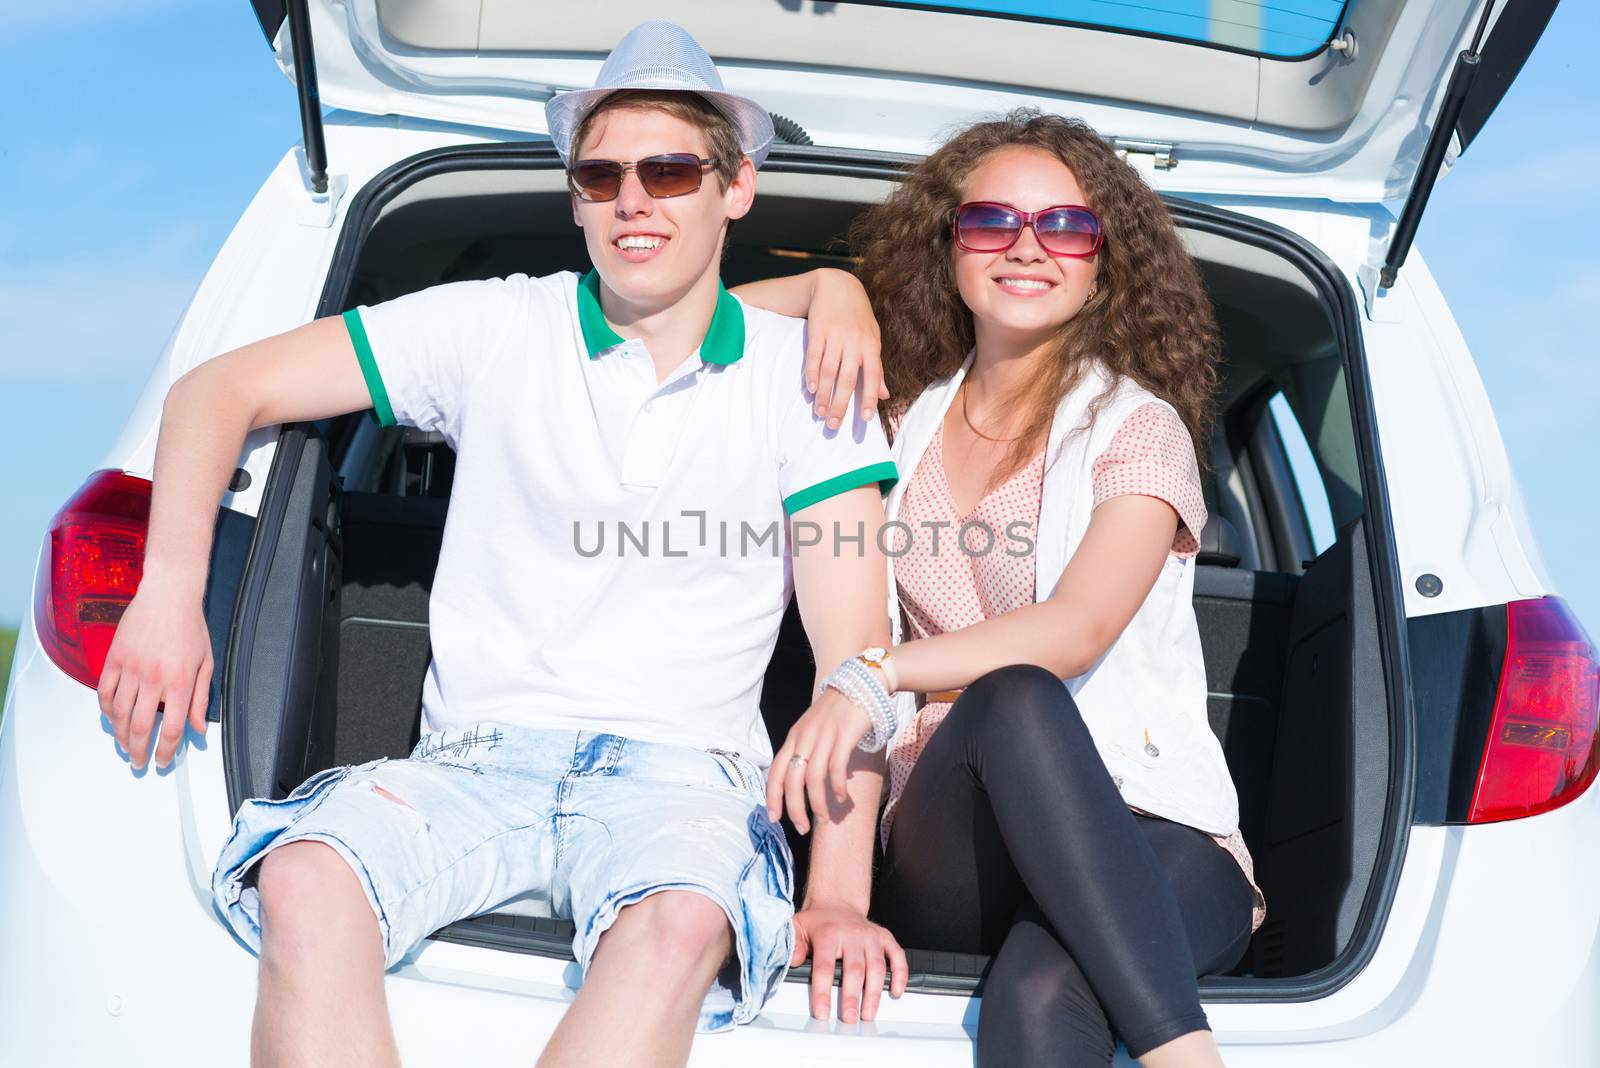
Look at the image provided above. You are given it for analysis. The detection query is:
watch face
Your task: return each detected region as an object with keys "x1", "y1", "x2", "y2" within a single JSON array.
[{"x1": 861, "y1": 647, "x2": 888, "y2": 664}]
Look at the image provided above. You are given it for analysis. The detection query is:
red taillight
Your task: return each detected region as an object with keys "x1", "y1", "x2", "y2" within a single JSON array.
[
  {"x1": 33, "y1": 470, "x2": 152, "y2": 689},
  {"x1": 1469, "y1": 597, "x2": 1600, "y2": 823}
]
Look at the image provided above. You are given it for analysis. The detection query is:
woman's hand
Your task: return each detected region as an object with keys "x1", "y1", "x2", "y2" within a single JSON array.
[
  {"x1": 792, "y1": 903, "x2": 909, "y2": 1023},
  {"x1": 803, "y1": 268, "x2": 890, "y2": 430},
  {"x1": 766, "y1": 682, "x2": 875, "y2": 834},
  {"x1": 95, "y1": 580, "x2": 213, "y2": 771}
]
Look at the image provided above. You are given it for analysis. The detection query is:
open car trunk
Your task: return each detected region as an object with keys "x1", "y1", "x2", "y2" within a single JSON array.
[{"x1": 221, "y1": 142, "x2": 1408, "y2": 998}]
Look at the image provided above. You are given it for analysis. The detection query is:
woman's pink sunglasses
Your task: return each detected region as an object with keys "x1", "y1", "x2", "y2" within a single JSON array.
[{"x1": 952, "y1": 201, "x2": 1105, "y2": 259}]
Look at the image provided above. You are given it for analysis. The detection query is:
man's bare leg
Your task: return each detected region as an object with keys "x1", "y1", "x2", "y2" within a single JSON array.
[
  {"x1": 536, "y1": 891, "x2": 734, "y2": 1068},
  {"x1": 252, "y1": 840, "x2": 400, "y2": 1068}
]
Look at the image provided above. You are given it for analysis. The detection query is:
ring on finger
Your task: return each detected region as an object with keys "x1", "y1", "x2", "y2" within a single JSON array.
[{"x1": 790, "y1": 754, "x2": 809, "y2": 771}]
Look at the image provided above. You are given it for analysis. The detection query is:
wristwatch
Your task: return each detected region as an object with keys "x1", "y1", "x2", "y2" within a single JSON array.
[{"x1": 855, "y1": 646, "x2": 899, "y2": 694}]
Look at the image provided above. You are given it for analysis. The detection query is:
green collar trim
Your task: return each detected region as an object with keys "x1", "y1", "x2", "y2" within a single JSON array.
[
  {"x1": 576, "y1": 269, "x2": 625, "y2": 355},
  {"x1": 576, "y1": 269, "x2": 745, "y2": 365}
]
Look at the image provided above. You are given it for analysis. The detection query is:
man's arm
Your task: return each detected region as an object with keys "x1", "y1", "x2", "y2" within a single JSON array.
[
  {"x1": 99, "y1": 315, "x2": 376, "y2": 770},
  {"x1": 144, "y1": 318, "x2": 382, "y2": 592},
  {"x1": 782, "y1": 482, "x2": 890, "y2": 835},
  {"x1": 775, "y1": 485, "x2": 909, "y2": 1022}
]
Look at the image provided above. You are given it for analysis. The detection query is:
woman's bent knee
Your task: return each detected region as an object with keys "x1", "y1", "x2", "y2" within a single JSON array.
[
  {"x1": 964, "y1": 664, "x2": 1062, "y2": 705},
  {"x1": 954, "y1": 664, "x2": 1090, "y2": 752}
]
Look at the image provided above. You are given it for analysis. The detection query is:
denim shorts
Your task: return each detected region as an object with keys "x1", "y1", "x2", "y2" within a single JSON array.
[{"x1": 210, "y1": 723, "x2": 795, "y2": 1032}]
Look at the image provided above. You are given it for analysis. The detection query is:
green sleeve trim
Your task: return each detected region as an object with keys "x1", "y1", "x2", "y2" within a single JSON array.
[
  {"x1": 342, "y1": 308, "x2": 396, "y2": 427},
  {"x1": 783, "y1": 461, "x2": 899, "y2": 515}
]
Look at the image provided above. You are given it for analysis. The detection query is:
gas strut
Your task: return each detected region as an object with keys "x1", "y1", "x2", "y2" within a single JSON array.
[
  {"x1": 1379, "y1": 0, "x2": 1499, "y2": 290},
  {"x1": 285, "y1": 0, "x2": 329, "y2": 195}
]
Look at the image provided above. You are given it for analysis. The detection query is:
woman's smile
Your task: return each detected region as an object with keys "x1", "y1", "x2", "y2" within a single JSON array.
[{"x1": 992, "y1": 275, "x2": 1057, "y2": 297}]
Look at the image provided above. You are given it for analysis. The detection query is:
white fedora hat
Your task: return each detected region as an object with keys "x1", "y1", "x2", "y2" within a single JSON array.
[{"x1": 545, "y1": 21, "x2": 775, "y2": 170}]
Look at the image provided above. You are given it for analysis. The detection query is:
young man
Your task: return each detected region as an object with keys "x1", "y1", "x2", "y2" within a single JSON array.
[{"x1": 96, "y1": 21, "x2": 901, "y2": 1067}]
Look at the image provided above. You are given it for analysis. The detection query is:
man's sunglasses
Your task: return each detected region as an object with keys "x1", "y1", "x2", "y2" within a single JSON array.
[
  {"x1": 952, "y1": 201, "x2": 1105, "y2": 259},
  {"x1": 568, "y1": 153, "x2": 721, "y2": 202}
]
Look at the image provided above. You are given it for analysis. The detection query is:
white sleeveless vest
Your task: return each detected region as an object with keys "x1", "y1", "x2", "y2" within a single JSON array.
[{"x1": 883, "y1": 350, "x2": 1240, "y2": 837}]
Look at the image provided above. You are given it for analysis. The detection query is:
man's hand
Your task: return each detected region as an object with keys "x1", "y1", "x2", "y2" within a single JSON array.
[
  {"x1": 803, "y1": 269, "x2": 890, "y2": 429},
  {"x1": 767, "y1": 683, "x2": 876, "y2": 834},
  {"x1": 792, "y1": 903, "x2": 909, "y2": 1023},
  {"x1": 96, "y1": 580, "x2": 213, "y2": 771}
]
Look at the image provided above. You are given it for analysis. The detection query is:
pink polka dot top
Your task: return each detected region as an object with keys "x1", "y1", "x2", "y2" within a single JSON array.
[{"x1": 883, "y1": 401, "x2": 1266, "y2": 934}]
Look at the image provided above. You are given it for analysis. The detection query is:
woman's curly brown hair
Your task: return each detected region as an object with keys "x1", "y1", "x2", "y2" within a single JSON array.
[{"x1": 851, "y1": 109, "x2": 1220, "y2": 486}]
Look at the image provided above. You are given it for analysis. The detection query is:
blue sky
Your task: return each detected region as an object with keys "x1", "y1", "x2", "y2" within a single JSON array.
[{"x1": 1, "y1": 2, "x2": 1595, "y2": 638}]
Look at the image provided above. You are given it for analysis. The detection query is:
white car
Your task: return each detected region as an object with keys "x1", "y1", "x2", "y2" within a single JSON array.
[{"x1": 4, "y1": 1, "x2": 1592, "y2": 1064}]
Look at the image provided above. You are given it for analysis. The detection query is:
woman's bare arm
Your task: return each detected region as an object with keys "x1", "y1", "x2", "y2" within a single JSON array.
[
  {"x1": 731, "y1": 268, "x2": 890, "y2": 426},
  {"x1": 887, "y1": 494, "x2": 1180, "y2": 692}
]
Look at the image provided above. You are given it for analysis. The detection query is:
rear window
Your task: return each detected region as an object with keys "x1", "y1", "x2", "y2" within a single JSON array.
[{"x1": 850, "y1": 0, "x2": 1347, "y2": 58}]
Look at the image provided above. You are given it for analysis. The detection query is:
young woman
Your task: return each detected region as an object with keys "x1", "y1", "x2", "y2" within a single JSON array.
[{"x1": 737, "y1": 110, "x2": 1265, "y2": 1067}]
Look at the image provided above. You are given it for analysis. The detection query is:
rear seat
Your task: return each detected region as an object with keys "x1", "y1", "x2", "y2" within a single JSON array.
[{"x1": 1191, "y1": 515, "x2": 1298, "y2": 851}]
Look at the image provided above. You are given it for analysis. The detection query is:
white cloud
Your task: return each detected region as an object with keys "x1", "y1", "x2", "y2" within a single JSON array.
[
  {"x1": 9, "y1": 140, "x2": 153, "y2": 190},
  {"x1": 1463, "y1": 268, "x2": 1600, "y2": 420},
  {"x1": 0, "y1": 0, "x2": 209, "y2": 37},
  {"x1": 0, "y1": 228, "x2": 212, "y2": 382},
  {"x1": 1451, "y1": 263, "x2": 1600, "y2": 628}
]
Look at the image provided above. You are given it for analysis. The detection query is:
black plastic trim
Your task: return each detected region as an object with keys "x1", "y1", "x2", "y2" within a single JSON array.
[
  {"x1": 296, "y1": 139, "x2": 1414, "y2": 1003},
  {"x1": 203, "y1": 507, "x2": 258, "y2": 723},
  {"x1": 221, "y1": 428, "x2": 307, "y2": 815},
  {"x1": 436, "y1": 911, "x2": 996, "y2": 994},
  {"x1": 1408, "y1": 604, "x2": 1507, "y2": 823},
  {"x1": 249, "y1": 0, "x2": 287, "y2": 47},
  {"x1": 1457, "y1": 0, "x2": 1561, "y2": 152}
]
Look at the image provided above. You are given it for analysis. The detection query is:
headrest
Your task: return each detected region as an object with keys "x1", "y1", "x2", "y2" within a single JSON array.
[{"x1": 1197, "y1": 514, "x2": 1243, "y2": 568}]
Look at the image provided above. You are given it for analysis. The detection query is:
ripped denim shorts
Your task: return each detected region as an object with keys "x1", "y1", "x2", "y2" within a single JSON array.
[{"x1": 210, "y1": 723, "x2": 794, "y2": 1032}]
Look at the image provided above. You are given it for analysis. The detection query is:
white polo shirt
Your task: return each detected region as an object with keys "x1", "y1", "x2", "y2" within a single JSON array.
[{"x1": 342, "y1": 270, "x2": 897, "y2": 766}]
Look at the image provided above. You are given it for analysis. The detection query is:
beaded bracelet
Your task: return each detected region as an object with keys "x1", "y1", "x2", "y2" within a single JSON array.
[
  {"x1": 817, "y1": 655, "x2": 899, "y2": 753},
  {"x1": 831, "y1": 660, "x2": 890, "y2": 748},
  {"x1": 844, "y1": 657, "x2": 897, "y2": 744}
]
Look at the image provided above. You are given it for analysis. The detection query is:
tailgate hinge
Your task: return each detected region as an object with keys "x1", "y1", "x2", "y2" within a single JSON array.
[{"x1": 1112, "y1": 138, "x2": 1178, "y2": 172}]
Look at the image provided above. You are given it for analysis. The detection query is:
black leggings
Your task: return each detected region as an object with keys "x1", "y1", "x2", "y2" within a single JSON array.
[{"x1": 871, "y1": 665, "x2": 1255, "y2": 1065}]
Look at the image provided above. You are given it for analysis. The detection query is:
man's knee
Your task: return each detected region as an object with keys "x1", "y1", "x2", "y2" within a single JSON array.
[
  {"x1": 255, "y1": 841, "x2": 383, "y2": 969},
  {"x1": 601, "y1": 890, "x2": 733, "y2": 974}
]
